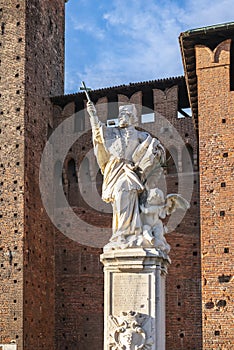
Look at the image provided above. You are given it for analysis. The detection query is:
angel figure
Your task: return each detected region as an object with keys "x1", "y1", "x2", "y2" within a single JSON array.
[{"x1": 140, "y1": 188, "x2": 190, "y2": 253}]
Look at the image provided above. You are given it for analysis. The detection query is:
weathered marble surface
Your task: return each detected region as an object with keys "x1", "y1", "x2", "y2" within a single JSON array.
[
  {"x1": 109, "y1": 311, "x2": 153, "y2": 350},
  {"x1": 0, "y1": 345, "x2": 17, "y2": 350}
]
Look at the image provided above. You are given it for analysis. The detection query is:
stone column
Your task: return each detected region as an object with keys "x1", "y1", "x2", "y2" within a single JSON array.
[{"x1": 100, "y1": 248, "x2": 170, "y2": 350}]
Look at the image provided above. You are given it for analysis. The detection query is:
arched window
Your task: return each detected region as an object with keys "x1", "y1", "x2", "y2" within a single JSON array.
[
  {"x1": 67, "y1": 159, "x2": 77, "y2": 184},
  {"x1": 166, "y1": 147, "x2": 178, "y2": 174},
  {"x1": 54, "y1": 160, "x2": 64, "y2": 207},
  {"x1": 80, "y1": 157, "x2": 91, "y2": 183},
  {"x1": 182, "y1": 144, "x2": 194, "y2": 173},
  {"x1": 74, "y1": 113, "x2": 85, "y2": 132},
  {"x1": 54, "y1": 160, "x2": 62, "y2": 185},
  {"x1": 67, "y1": 158, "x2": 78, "y2": 206}
]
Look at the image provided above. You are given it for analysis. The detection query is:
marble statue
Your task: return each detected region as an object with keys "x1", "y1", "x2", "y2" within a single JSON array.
[
  {"x1": 85, "y1": 83, "x2": 189, "y2": 253},
  {"x1": 87, "y1": 101, "x2": 166, "y2": 249}
]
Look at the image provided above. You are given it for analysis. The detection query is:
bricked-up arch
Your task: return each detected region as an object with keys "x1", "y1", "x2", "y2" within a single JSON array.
[
  {"x1": 74, "y1": 110, "x2": 85, "y2": 131},
  {"x1": 67, "y1": 158, "x2": 78, "y2": 206},
  {"x1": 166, "y1": 147, "x2": 178, "y2": 174},
  {"x1": 79, "y1": 156, "x2": 92, "y2": 204},
  {"x1": 54, "y1": 161, "x2": 64, "y2": 207},
  {"x1": 54, "y1": 160, "x2": 64, "y2": 185},
  {"x1": 182, "y1": 144, "x2": 194, "y2": 172}
]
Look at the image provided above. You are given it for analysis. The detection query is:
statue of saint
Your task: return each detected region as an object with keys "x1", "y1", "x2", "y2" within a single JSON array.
[
  {"x1": 86, "y1": 100, "x2": 166, "y2": 249},
  {"x1": 83, "y1": 81, "x2": 189, "y2": 251}
]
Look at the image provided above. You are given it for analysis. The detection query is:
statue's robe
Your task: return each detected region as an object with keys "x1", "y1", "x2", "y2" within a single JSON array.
[{"x1": 92, "y1": 122, "x2": 148, "y2": 239}]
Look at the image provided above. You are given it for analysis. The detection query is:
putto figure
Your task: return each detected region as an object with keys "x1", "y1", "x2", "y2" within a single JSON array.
[
  {"x1": 86, "y1": 100, "x2": 165, "y2": 250},
  {"x1": 140, "y1": 188, "x2": 190, "y2": 253}
]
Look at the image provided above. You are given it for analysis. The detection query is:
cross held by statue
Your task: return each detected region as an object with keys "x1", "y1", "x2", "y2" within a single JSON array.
[{"x1": 80, "y1": 81, "x2": 92, "y2": 102}]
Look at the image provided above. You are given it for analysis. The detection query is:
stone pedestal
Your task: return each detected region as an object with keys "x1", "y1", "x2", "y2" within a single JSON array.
[{"x1": 100, "y1": 248, "x2": 170, "y2": 350}]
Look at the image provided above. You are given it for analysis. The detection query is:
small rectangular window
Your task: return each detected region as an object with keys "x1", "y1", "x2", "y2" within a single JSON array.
[
  {"x1": 141, "y1": 113, "x2": 155, "y2": 123},
  {"x1": 177, "y1": 108, "x2": 192, "y2": 118},
  {"x1": 107, "y1": 118, "x2": 118, "y2": 127}
]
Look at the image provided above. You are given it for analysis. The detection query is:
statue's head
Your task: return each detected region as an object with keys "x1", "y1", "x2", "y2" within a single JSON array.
[
  {"x1": 118, "y1": 104, "x2": 138, "y2": 127},
  {"x1": 147, "y1": 188, "x2": 165, "y2": 205}
]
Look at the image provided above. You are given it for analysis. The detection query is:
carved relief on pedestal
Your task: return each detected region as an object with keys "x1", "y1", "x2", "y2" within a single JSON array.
[{"x1": 108, "y1": 311, "x2": 154, "y2": 350}]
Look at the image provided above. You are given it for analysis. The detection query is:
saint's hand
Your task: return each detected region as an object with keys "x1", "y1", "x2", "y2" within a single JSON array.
[{"x1": 87, "y1": 101, "x2": 97, "y2": 118}]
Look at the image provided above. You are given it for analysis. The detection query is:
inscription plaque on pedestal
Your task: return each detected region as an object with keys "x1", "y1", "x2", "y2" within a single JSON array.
[{"x1": 112, "y1": 273, "x2": 150, "y2": 315}]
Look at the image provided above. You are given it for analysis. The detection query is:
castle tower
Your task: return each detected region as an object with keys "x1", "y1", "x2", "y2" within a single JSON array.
[
  {"x1": 0, "y1": 1, "x2": 66, "y2": 349},
  {"x1": 180, "y1": 23, "x2": 234, "y2": 349}
]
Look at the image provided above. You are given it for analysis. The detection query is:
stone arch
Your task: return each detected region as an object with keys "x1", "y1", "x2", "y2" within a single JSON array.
[
  {"x1": 80, "y1": 157, "x2": 91, "y2": 182},
  {"x1": 67, "y1": 158, "x2": 78, "y2": 206},
  {"x1": 54, "y1": 160, "x2": 64, "y2": 207},
  {"x1": 54, "y1": 160, "x2": 63, "y2": 185},
  {"x1": 166, "y1": 146, "x2": 178, "y2": 174},
  {"x1": 74, "y1": 112, "x2": 85, "y2": 132},
  {"x1": 67, "y1": 158, "x2": 77, "y2": 184},
  {"x1": 53, "y1": 105, "x2": 62, "y2": 118},
  {"x1": 182, "y1": 144, "x2": 194, "y2": 173},
  {"x1": 79, "y1": 156, "x2": 92, "y2": 198}
]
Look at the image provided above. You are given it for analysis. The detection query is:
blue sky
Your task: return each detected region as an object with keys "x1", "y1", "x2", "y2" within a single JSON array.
[{"x1": 65, "y1": 0, "x2": 234, "y2": 94}]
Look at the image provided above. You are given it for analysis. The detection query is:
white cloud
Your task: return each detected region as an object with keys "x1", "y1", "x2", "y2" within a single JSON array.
[
  {"x1": 65, "y1": 0, "x2": 234, "y2": 93},
  {"x1": 183, "y1": 0, "x2": 234, "y2": 28},
  {"x1": 70, "y1": 15, "x2": 105, "y2": 40}
]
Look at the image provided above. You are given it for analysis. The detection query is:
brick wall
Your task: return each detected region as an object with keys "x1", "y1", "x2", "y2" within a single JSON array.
[
  {"x1": 0, "y1": 1, "x2": 65, "y2": 349},
  {"x1": 196, "y1": 39, "x2": 234, "y2": 349},
  {"x1": 0, "y1": 1, "x2": 26, "y2": 347},
  {"x1": 23, "y1": 0, "x2": 65, "y2": 349}
]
